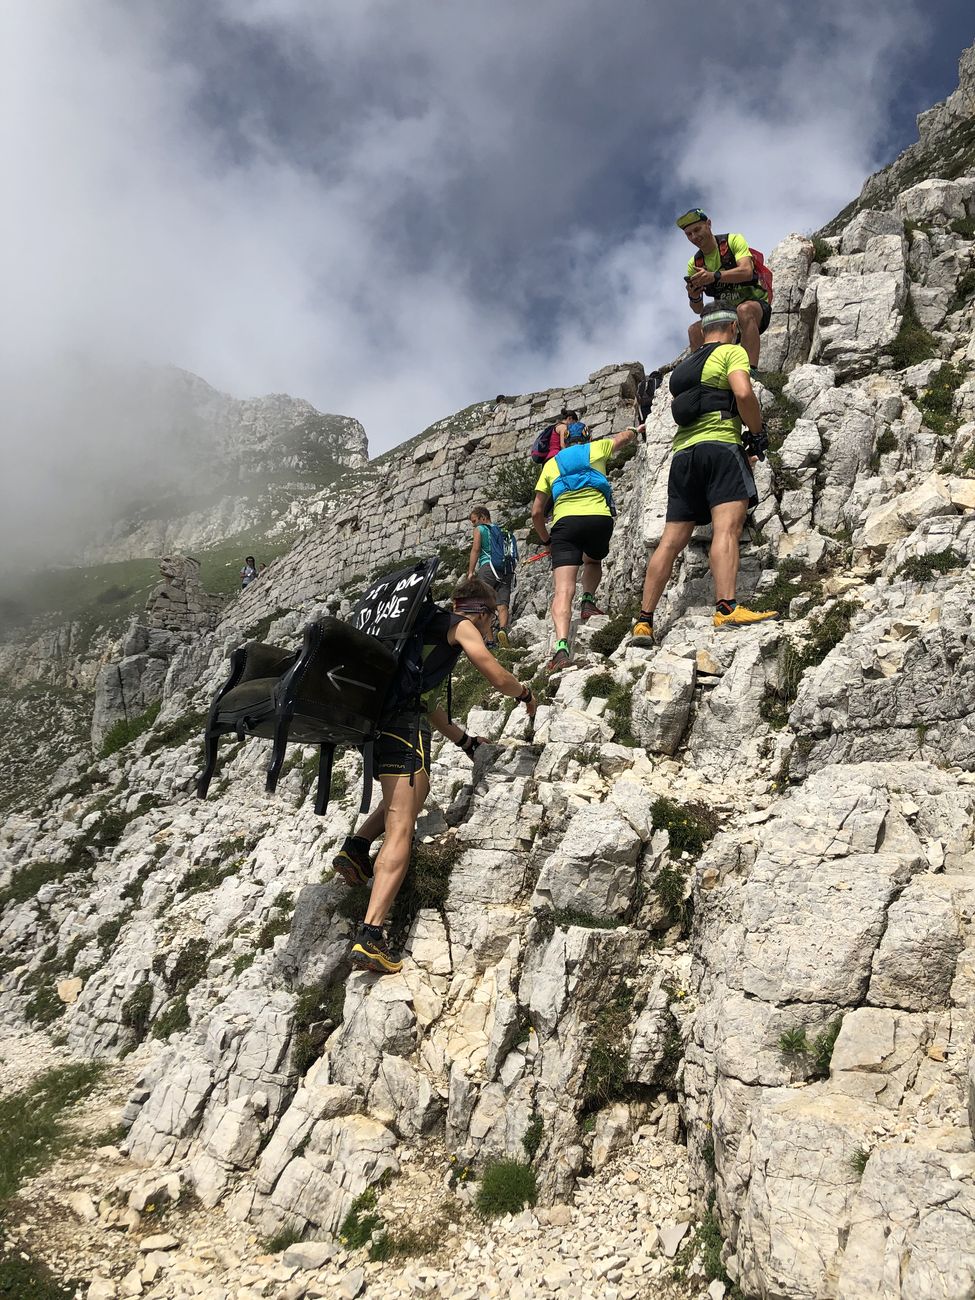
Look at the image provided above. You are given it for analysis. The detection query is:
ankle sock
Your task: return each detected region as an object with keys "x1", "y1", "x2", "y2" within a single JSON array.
[
  {"x1": 716, "y1": 600, "x2": 737, "y2": 615},
  {"x1": 556, "y1": 639, "x2": 569, "y2": 653},
  {"x1": 581, "y1": 593, "x2": 597, "y2": 605},
  {"x1": 361, "y1": 922, "x2": 384, "y2": 942},
  {"x1": 638, "y1": 609, "x2": 654, "y2": 625},
  {"x1": 346, "y1": 835, "x2": 370, "y2": 854}
]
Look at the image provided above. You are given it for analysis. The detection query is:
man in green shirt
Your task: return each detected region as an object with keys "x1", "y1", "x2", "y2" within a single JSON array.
[
  {"x1": 630, "y1": 305, "x2": 779, "y2": 645},
  {"x1": 678, "y1": 207, "x2": 771, "y2": 371}
]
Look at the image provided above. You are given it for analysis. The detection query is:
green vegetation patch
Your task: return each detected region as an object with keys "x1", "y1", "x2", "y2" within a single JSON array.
[
  {"x1": 488, "y1": 458, "x2": 538, "y2": 513},
  {"x1": 0, "y1": 859, "x2": 85, "y2": 914},
  {"x1": 522, "y1": 1112, "x2": 544, "y2": 1161},
  {"x1": 750, "y1": 557, "x2": 824, "y2": 615},
  {"x1": 764, "y1": 599, "x2": 858, "y2": 724},
  {"x1": 475, "y1": 1159, "x2": 538, "y2": 1219},
  {"x1": 389, "y1": 836, "x2": 462, "y2": 944},
  {"x1": 896, "y1": 548, "x2": 962, "y2": 582},
  {"x1": 916, "y1": 361, "x2": 964, "y2": 439},
  {"x1": 778, "y1": 1018, "x2": 842, "y2": 1078},
  {"x1": 888, "y1": 300, "x2": 939, "y2": 370},
  {"x1": 100, "y1": 700, "x2": 162, "y2": 758},
  {"x1": 651, "y1": 798, "x2": 720, "y2": 862},
  {"x1": 589, "y1": 601, "x2": 640, "y2": 657},
  {"x1": 256, "y1": 891, "x2": 295, "y2": 950},
  {"x1": 339, "y1": 1188, "x2": 383, "y2": 1249},
  {"x1": 142, "y1": 709, "x2": 208, "y2": 757},
  {"x1": 535, "y1": 908, "x2": 621, "y2": 942},
  {"x1": 810, "y1": 234, "x2": 833, "y2": 264},
  {"x1": 0, "y1": 1062, "x2": 105, "y2": 1203},
  {"x1": 581, "y1": 981, "x2": 634, "y2": 1106}
]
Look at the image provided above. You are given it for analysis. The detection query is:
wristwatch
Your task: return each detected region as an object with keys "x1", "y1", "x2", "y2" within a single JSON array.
[
  {"x1": 712, "y1": 269, "x2": 722, "y2": 285},
  {"x1": 516, "y1": 686, "x2": 533, "y2": 704}
]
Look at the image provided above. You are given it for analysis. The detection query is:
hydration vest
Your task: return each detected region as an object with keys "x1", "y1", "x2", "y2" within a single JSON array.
[
  {"x1": 669, "y1": 344, "x2": 739, "y2": 429},
  {"x1": 693, "y1": 234, "x2": 774, "y2": 305},
  {"x1": 550, "y1": 443, "x2": 614, "y2": 508}
]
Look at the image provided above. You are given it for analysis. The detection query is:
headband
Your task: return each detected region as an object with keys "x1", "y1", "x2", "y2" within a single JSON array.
[
  {"x1": 701, "y1": 310, "x2": 738, "y2": 327},
  {"x1": 454, "y1": 599, "x2": 493, "y2": 615}
]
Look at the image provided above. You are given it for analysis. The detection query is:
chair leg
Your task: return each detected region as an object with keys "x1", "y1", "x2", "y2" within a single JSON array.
[
  {"x1": 314, "y1": 744, "x2": 335, "y2": 816},
  {"x1": 266, "y1": 716, "x2": 291, "y2": 793},
  {"x1": 359, "y1": 741, "x2": 374, "y2": 814},
  {"x1": 197, "y1": 730, "x2": 220, "y2": 799}
]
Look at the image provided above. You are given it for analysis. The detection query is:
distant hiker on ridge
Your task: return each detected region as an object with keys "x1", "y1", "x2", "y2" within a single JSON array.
[
  {"x1": 678, "y1": 208, "x2": 773, "y2": 373},
  {"x1": 467, "y1": 507, "x2": 518, "y2": 647},
  {"x1": 332, "y1": 576, "x2": 536, "y2": 975},
  {"x1": 240, "y1": 556, "x2": 259, "y2": 588},
  {"x1": 630, "y1": 304, "x2": 778, "y2": 646},
  {"x1": 531, "y1": 420, "x2": 639, "y2": 672}
]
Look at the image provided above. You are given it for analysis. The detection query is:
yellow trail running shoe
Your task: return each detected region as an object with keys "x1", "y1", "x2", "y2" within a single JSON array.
[
  {"x1": 629, "y1": 620, "x2": 654, "y2": 648},
  {"x1": 713, "y1": 605, "x2": 781, "y2": 629},
  {"x1": 497, "y1": 629, "x2": 510, "y2": 647},
  {"x1": 350, "y1": 930, "x2": 403, "y2": 975}
]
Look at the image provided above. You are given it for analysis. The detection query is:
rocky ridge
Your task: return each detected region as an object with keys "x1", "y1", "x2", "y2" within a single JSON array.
[{"x1": 3, "y1": 45, "x2": 975, "y2": 1300}]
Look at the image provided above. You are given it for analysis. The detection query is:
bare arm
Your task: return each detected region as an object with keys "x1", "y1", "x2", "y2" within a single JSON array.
[
  {"x1": 453, "y1": 620, "x2": 537, "y2": 716},
  {"x1": 610, "y1": 425, "x2": 640, "y2": 454},
  {"x1": 728, "y1": 370, "x2": 763, "y2": 433},
  {"x1": 688, "y1": 255, "x2": 755, "y2": 293},
  {"x1": 531, "y1": 491, "x2": 551, "y2": 546},
  {"x1": 428, "y1": 705, "x2": 467, "y2": 745},
  {"x1": 467, "y1": 527, "x2": 481, "y2": 579}
]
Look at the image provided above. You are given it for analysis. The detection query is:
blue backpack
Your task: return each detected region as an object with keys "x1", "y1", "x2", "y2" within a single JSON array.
[
  {"x1": 551, "y1": 444, "x2": 615, "y2": 511},
  {"x1": 485, "y1": 524, "x2": 518, "y2": 580}
]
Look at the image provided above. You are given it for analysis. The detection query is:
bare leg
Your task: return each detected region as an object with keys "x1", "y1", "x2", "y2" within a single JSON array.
[
  {"x1": 364, "y1": 770, "x2": 430, "y2": 926},
  {"x1": 496, "y1": 603, "x2": 510, "y2": 629},
  {"x1": 354, "y1": 801, "x2": 387, "y2": 843},
  {"x1": 551, "y1": 564, "x2": 579, "y2": 643},
  {"x1": 736, "y1": 301, "x2": 762, "y2": 368},
  {"x1": 688, "y1": 320, "x2": 704, "y2": 352},
  {"x1": 581, "y1": 557, "x2": 602, "y2": 597},
  {"x1": 708, "y1": 500, "x2": 748, "y2": 602},
  {"x1": 640, "y1": 521, "x2": 696, "y2": 614}
]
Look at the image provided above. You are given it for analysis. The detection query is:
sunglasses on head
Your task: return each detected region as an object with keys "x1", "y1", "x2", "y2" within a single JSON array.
[{"x1": 676, "y1": 208, "x2": 708, "y2": 229}]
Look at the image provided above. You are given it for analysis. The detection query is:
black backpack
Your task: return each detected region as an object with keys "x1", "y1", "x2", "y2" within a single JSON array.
[
  {"x1": 197, "y1": 557, "x2": 442, "y2": 816},
  {"x1": 669, "y1": 344, "x2": 738, "y2": 428}
]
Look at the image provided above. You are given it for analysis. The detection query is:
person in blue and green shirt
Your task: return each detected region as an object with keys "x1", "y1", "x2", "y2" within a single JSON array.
[{"x1": 678, "y1": 207, "x2": 771, "y2": 371}]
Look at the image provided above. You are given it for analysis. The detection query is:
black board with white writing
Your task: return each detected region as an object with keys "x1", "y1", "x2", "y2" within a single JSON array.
[{"x1": 350, "y1": 557, "x2": 440, "y2": 647}]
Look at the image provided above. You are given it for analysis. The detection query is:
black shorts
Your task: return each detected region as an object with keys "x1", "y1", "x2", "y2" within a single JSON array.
[
  {"x1": 549, "y1": 515, "x2": 615, "y2": 569},
  {"x1": 731, "y1": 297, "x2": 771, "y2": 334},
  {"x1": 666, "y1": 442, "x2": 758, "y2": 525},
  {"x1": 373, "y1": 715, "x2": 431, "y2": 778}
]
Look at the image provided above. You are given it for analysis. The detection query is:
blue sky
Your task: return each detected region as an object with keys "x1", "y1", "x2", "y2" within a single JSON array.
[{"x1": 0, "y1": 0, "x2": 972, "y2": 559}]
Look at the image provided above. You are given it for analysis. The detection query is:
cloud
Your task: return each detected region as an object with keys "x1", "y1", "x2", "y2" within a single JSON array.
[{"x1": 0, "y1": 0, "x2": 952, "y2": 566}]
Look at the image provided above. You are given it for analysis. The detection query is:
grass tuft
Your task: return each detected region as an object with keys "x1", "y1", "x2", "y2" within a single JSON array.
[
  {"x1": 581, "y1": 981, "x2": 634, "y2": 1106},
  {"x1": 896, "y1": 549, "x2": 961, "y2": 582},
  {"x1": 475, "y1": 1160, "x2": 537, "y2": 1218},
  {"x1": 888, "y1": 299, "x2": 939, "y2": 369},
  {"x1": 651, "y1": 798, "x2": 720, "y2": 862},
  {"x1": 100, "y1": 701, "x2": 162, "y2": 758},
  {"x1": 0, "y1": 1062, "x2": 105, "y2": 1202}
]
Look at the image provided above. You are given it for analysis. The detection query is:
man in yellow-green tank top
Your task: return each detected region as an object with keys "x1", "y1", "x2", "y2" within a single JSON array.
[
  {"x1": 629, "y1": 305, "x2": 780, "y2": 646},
  {"x1": 678, "y1": 207, "x2": 772, "y2": 370}
]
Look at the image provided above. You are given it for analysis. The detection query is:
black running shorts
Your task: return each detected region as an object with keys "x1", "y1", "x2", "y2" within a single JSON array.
[
  {"x1": 721, "y1": 297, "x2": 771, "y2": 334},
  {"x1": 373, "y1": 715, "x2": 431, "y2": 779},
  {"x1": 666, "y1": 441, "x2": 758, "y2": 526},
  {"x1": 549, "y1": 515, "x2": 615, "y2": 569}
]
